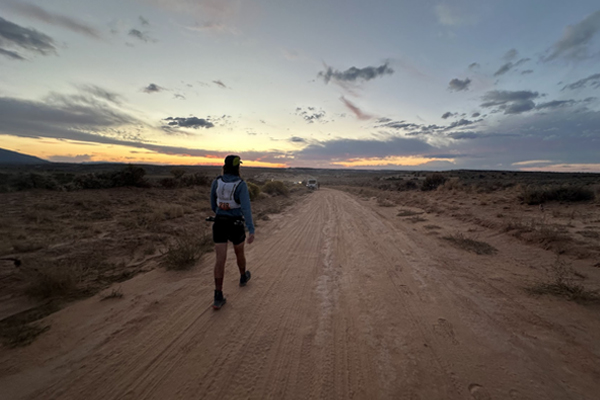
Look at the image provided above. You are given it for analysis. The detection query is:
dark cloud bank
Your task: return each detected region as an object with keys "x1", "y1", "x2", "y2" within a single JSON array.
[
  {"x1": 0, "y1": 16, "x2": 56, "y2": 60},
  {"x1": 163, "y1": 117, "x2": 214, "y2": 129},
  {"x1": 448, "y1": 78, "x2": 471, "y2": 91},
  {"x1": 6, "y1": 1, "x2": 101, "y2": 39},
  {"x1": 318, "y1": 63, "x2": 394, "y2": 84},
  {"x1": 545, "y1": 10, "x2": 600, "y2": 61}
]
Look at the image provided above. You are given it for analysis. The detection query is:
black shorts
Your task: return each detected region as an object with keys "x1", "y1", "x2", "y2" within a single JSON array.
[{"x1": 212, "y1": 216, "x2": 246, "y2": 245}]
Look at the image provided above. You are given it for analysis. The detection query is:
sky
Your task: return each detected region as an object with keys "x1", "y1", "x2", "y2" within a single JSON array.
[{"x1": 0, "y1": 0, "x2": 599, "y2": 171}]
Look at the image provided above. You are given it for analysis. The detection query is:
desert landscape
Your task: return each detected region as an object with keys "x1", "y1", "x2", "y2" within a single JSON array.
[{"x1": 0, "y1": 164, "x2": 599, "y2": 399}]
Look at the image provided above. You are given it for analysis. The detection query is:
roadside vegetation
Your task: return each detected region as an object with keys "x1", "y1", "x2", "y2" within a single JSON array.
[
  {"x1": 0, "y1": 165, "x2": 309, "y2": 348},
  {"x1": 442, "y1": 233, "x2": 498, "y2": 255},
  {"x1": 526, "y1": 258, "x2": 599, "y2": 303}
]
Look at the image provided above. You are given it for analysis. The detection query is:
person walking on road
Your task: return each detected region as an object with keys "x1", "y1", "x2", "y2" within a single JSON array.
[{"x1": 210, "y1": 155, "x2": 255, "y2": 310}]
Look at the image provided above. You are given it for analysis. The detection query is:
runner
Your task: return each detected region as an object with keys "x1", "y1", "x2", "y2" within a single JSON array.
[{"x1": 210, "y1": 155, "x2": 255, "y2": 310}]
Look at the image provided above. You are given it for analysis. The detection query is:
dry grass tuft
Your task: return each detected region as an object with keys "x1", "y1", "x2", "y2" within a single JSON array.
[
  {"x1": 526, "y1": 258, "x2": 599, "y2": 303},
  {"x1": 0, "y1": 303, "x2": 57, "y2": 348},
  {"x1": 442, "y1": 233, "x2": 498, "y2": 255},
  {"x1": 377, "y1": 197, "x2": 395, "y2": 207},
  {"x1": 577, "y1": 230, "x2": 599, "y2": 239},
  {"x1": 161, "y1": 230, "x2": 213, "y2": 270},
  {"x1": 101, "y1": 287, "x2": 124, "y2": 301},
  {"x1": 424, "y1": 225, "x2": 442, "y2": 230},
  {"x1": 397, "y1": 209, "x2": 422, "y2": 217},
  {"x1": 25, "y1": 264, "x2": 81, "y2": 299}
]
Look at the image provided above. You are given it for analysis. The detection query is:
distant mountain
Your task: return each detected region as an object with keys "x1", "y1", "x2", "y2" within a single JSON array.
[{"x1": 0, "y1": 148, "x2": 50, "y2": 164}]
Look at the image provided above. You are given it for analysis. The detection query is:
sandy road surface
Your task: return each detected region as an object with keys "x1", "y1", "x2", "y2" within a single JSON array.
[{"x1": 2, "y1": 189, "x2": 600, "y2": 399}]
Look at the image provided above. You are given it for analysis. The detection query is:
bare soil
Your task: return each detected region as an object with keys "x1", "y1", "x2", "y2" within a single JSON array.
[{"x1": 1, "y1": 188, "x2": 600, "y2": 399}]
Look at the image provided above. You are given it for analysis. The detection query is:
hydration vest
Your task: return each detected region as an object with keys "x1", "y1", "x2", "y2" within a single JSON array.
[{"x1": 216, "y1": 177, "x2": 242, "y2": 210}]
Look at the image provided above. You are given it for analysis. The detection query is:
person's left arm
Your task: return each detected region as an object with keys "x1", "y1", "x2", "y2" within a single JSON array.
[{"x1": 236, "y1": 181, "x2": 255, "y2": 235}]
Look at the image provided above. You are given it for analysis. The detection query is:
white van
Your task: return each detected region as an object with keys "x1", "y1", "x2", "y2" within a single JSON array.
[{"x1": 306, "y1": 179, "x2": 319, "y2": 190}]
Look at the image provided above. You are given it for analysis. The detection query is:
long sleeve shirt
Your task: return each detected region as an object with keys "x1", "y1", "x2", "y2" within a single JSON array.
[{"x1": 210, "y1": 174, "x2": 255, "y2": 234}]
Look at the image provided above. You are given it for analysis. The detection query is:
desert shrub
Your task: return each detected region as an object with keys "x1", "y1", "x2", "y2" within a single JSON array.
[
  {"x1": 73, "y1": 165, "x2": 149, "y2": 190},
  {"x1": 262, "y1": 180, "x2": 289, "y2": 196},
  {"x1": 526, "y1": 258, "x2": 598, "y2": 303},
  {"x1": 0, "y1": 303, "x2": 56, "y2": 348},
  {"x1": 112, "y1": 164, "x2": 148, "y2": 187},
  {"x1": 442, "y1": 233, "x2": 497, "y2": 255},
  {"x1": 26, "y1": 263, "x2": 80, "y2": 299},
  {"x1": 396, "y1": 180, "x2": 418, "y2": 191},
  {"x1": 73, "y1": 173, "x2": 108, "y2": 189},
  {"x1": 161, "y1": 231, "x2": 212, "y2": 270},
  {"x1": 159, "y1": 177, "x2": 178, "y2": 188},
  {"x1": 521, "y1": 185, "x2": 595, "y2": 205},
  {"x1": 10, "y1": 172, "x2": 59, "y2": 191},
  {"x1": 51, "y1": 172, "x2": 75, "y2": 185},
  {"x1": 180, "y1": 173, "x2": 210, "y2": 187},
  {"x1": 421, "y1": 173, "x2": 447, "y2": 191},
  {"x1": 439, "y1": 178, "x2": 462, "y2": 191},
  {"x1": 170, "y1": 168, "x2": 186, "y2": 179},
  {"x1": 247, "y1": 182, "x2": 261, "y2": 201}
]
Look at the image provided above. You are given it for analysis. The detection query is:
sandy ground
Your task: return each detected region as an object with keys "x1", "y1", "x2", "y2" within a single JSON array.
[{"x1": 1, "y1": 189, "x2": 600, "y2": 399}]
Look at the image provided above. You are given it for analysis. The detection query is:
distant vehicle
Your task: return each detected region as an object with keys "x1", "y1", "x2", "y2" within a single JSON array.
[{"x1": 306, "y1": 179, "x2": 319, "y2": 190}]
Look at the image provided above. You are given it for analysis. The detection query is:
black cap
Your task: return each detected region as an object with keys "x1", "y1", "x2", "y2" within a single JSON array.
[{"x1": 224, "y1": 155, "x2": 242, "y2": 167}]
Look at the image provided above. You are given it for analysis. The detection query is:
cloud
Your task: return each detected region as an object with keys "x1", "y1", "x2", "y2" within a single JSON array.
[
  {"x1": 480, "y1": 90, "x2": 539, "y2": 114},
  {"x1": 340, "y1": 97, "x2": 373, "y2": 120},
  {"x1": 0, "y1": 47, "x2": 25, "y2": 60},
  {"x1": 173, "y1": 93, "x2": 186, "y2": 100},
  {"x1": 446, "y1": 118, "x2": 476, "y2": 129},
  {"x1": 562, "y1": 73, "x2": 600, "y2": 90},
  {"x1": 0, "y1": 92, "x2": 142, "y2": 148},
  {"x1": 536, "y1": 100, "x2": 576, "y2": 110},
  {"x1": 0, "y1": 16, "x2": 56, "y2": 60},
  {"x1": 511, "y1": 160, "x2": 553, "y2": 166},
  {"x1": 163, "y1": 116, "x2": 214, "y2": 129},
  {"x1": 545, "y1": 10, "x2": 600, "y2": 61},
  {"x1": 376, "y1": 119, "x2": 421, "y2": 131},
  {"x1": 295, "y1": 135, "x2": 433, "y2": 162},
  {"x1": 128, "y1": 29, "x2": 153, "y2": 42},
  {"x1": 77, "y1": 85, "x2": 123, "y2": 105},
  {"x1": 289, "y1": 136, "x2": 306, "y2": 143},
  {"x1": 446, "y1": 108, "x2": 600, "y2": 169},
  {"x1": 468, "y1": 62, "x2": 480, "y2": 70},
  {"x1": 448, "y1": 78, "x2": 471, "y2": 91},
  {"x1": 143, "y1": 83, "x2": 164, "y2": 93},
  {"x1": 521, "y1": 70, "x2": 534, "y2": 75},
  {"x1": 494, "y1": 62, "x2": 513, "y2": 77},
  {"x1": 514, "y1": 58, "x2": 530, "y2": 66},
  {"x1": 441, "y1": 112, "x2": 455, "y2": 119},
  {"x1": 48, "y1": 154, "x2": 92, "y2": 162},
  {"x1": 472, "y1": 112, "x2": 481, "y2": 118},
  {"x1": 213, "y1": 80, "x2": 227, "y2": 88},
  {"x1": 318, "y1": 62, "x2": 394, "y2": 84},
  {"x1": 295, "y1": 107, "x2": 328, "y2": 124},
  {"x1": 139, "y1": 16, "x2": 150, "y2": 26},
  {"x1": 5, "y1": 1, "x2": 101, "y2": 39},
  {"x1": 503, "y1": 48, "x2": 518, "y2": 61},
  {"x1": 505, "y1": 101, "x2": 537, "y2": 114}
]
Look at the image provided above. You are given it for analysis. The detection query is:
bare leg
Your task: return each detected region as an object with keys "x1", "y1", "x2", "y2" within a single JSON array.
[
  {"x1": 214, "y1": 243, "x2": 228, "y2": 290},
  {"x1": 233, "y1": 242, "x2": 246, "y2": 275}
]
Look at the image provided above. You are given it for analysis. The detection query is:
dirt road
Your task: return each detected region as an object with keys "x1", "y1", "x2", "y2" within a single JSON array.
[{"x1": 2, "y1": 189, "x2": 600, "y2": 399}]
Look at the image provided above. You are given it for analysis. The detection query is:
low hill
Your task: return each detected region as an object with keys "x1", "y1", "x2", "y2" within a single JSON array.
[{"x1": 0, "y1": 148, "x2": 49, "y2": 164}]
